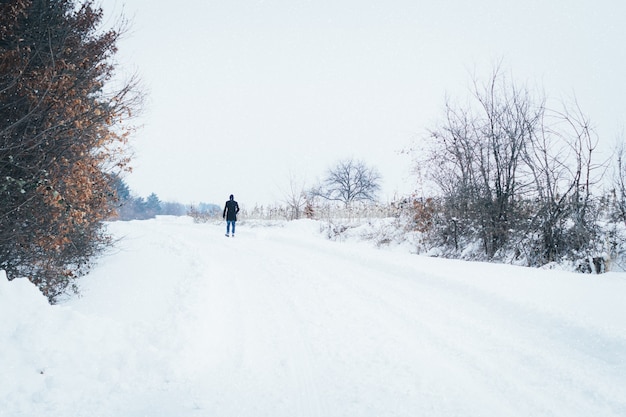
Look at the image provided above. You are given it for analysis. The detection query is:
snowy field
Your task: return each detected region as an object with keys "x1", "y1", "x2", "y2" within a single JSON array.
[{"x1": 1, "y1": 216, "x2": 626, "y2": 417}]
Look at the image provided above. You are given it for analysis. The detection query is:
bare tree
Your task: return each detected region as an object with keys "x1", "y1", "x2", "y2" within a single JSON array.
[
  {"x1": 282, "y1": 172, "x2": 308, "y2": 220},
  {"x1": 425, "y1": 67, "x2": 541, "y2": 257},
  {"x1": 313, "y1": 158, "x2": 381, "y2": 207},
  {"x1": 523, "y1": 100, "x2": 603, "y2": 264},
  {"x1": 612, "y1": 141, "x2": 626, "y2": 226}
]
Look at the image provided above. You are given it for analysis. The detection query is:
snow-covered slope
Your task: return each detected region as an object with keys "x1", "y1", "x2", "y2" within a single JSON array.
[{"x1": 1, "y1": 216, "x2": 625, "y2": 416}]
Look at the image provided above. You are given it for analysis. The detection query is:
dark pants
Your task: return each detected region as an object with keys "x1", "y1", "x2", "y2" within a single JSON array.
[{"x1": 226, "y1": 220, "x2": 236, "y2": 235}]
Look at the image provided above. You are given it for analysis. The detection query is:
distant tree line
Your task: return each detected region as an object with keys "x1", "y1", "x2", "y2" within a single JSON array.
[{"x1": 110, "y1": 177, "x2": 219, "y2": 221}]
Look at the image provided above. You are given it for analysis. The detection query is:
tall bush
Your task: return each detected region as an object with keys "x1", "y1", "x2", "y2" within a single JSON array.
[
  {"x1": 0, "y1": 0, "x2": 140, "y2": 301},
  {"x1": 417, "y1": 67, "x2": 604, "y2": 268}
]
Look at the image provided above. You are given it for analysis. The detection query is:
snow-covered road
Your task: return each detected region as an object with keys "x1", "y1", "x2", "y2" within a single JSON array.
[{"x1": 3, "y1": 217, "x2": 626, "y2": 416}]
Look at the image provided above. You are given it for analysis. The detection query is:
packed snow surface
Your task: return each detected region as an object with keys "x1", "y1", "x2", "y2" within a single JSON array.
[{"x1": 1, "y1": 216, "x2": 626, "y2": 416}]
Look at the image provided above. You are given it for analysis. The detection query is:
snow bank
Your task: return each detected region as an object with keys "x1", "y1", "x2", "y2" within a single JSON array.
[
  {"x1": 0, "y1": 271, "x2": 115, "y2": 414},
  {"x1": 0, "y1": 269, "x2": 176, "y2": 417}
]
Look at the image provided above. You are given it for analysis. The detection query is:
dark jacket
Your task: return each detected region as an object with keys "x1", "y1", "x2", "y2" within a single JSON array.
[{"x1": 223, "y1": 197, "x2": 239, "y2": 221}]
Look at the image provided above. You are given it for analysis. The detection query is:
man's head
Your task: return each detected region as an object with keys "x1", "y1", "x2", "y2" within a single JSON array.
[{"x1": 229, "y1": 194, "x2": 234, "y2": 200}]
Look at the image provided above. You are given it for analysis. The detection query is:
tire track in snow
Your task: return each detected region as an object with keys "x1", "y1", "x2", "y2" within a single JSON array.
[
  {"x1": 304, "y1": 244, "x2": 626, "y2": 416},
  {"x1": 234, "y1": 224, "x2": 626, "y2": 416},
  {"x1": 255, "y1": 252, "x2": 331, "y2": 417},
  {"x1": 145, "y1": 223, "x2": 330, "y2": 416},
  {"x1": 219, "y1": 230, "x2": 331, "y2": 417},
  {"x1": 234, "y1": 228, "x2": 465, "y2": 415},
  {"x1": 159, "y1": 224, "x2": 252, "y2": 413}
]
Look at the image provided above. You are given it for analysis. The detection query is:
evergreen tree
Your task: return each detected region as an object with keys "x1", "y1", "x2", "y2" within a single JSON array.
[{"x1": 145, "y1": 193, "x2": 162, "y2": 218}]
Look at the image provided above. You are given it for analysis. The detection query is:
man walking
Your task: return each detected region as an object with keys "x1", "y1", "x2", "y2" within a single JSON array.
[{"x1": 223, "y1": 194, "x2": 240, "y2": 237}]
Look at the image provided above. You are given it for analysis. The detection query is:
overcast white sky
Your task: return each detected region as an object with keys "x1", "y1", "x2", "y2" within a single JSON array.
[{"x1": 100, "y1": 0, "x2": 626, "y2": 207}]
